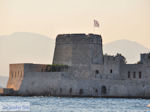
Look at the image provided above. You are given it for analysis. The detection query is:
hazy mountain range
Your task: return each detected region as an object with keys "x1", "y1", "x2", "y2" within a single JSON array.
[
  {"x1": 0, "y1": 32, "x2": 55, "y2": 76},
  {"x1": 0, "y1": 32, "x2": 149, "y2": 87}
]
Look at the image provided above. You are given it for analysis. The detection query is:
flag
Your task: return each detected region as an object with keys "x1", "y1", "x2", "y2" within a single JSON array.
[{"x1": 94, "y1": 19, "x2": 99, "y2": 27}]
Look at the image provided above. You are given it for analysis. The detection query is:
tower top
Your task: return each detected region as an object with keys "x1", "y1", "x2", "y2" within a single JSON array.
[{"x1": 56, "y1": 33, "x2": 102, "y2": 44}]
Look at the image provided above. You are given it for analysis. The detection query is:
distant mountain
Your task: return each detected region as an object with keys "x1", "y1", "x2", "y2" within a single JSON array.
[
  {"x1": 103, "y1": 39, "x2": 150, "y2": 63},
  {"x1": 0, "y1": 32, "x2": 55, "y2": 76},
  {"x1": 0, "y1": 76, "x2": 8, "y2": 88}
]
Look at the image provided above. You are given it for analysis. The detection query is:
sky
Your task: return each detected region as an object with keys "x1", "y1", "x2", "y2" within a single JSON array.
[{"x1": 0, "y1": 0, "x2": 150, "y2": 47}]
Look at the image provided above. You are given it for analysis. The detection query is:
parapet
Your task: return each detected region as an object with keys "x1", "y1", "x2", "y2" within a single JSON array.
[
  {"x1": 56, "y1": 33, "x2": 102, "y2": 44},
  {"x1": 104, "y1": 53, "x2": 126, "y2": 64}
]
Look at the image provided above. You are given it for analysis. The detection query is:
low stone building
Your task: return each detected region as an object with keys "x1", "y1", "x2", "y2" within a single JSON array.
[{"x1": 2, "y1": 33, "x2": 150, "y2": 98}]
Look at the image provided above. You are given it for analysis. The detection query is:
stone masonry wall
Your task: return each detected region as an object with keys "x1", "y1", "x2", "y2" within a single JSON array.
[
  {"x1": 17, "y1": 70, "x2": 150, "y2": 98},
  {"x1": 7, "y1": 64, "x2": 24, "y2": 90}
]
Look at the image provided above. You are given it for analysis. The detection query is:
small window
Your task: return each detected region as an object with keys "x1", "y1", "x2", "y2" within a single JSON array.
[
  {"x1": 60, "y1": 88, "x2": 62, "y2": 94},
  {"x1": 95, "y1": 89, "x2": 98, "y2": 93},
  {"x1": 128, "y1": 71, "x2": 130, "y2": 78},
  {"x1": 110, "y1": 69, "x2": 112, "y2": 73},
  {"x1": 95, "y1": 70, "x2": 99, "y2": 74},
  {"x1": 133, "y1": 72, "x2": 136, "y2": 78},
  {"x1": 139, "y1": 72, "x2": 142, "y2": 79},
  {"x1": 79, "y1": 89, "x2": 83, "y2": 95},
  {"x1": 69, "y1": 88, "x2": 72, "y2": 94},
  {"x1": 101, "y1": 86, "x2": 107, "y2": 95}
]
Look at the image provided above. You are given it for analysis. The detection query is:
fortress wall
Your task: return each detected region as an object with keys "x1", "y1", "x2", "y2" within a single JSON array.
[
  {"x1": 17, "y1": 71, "x2": 150, "y2": 97},
  {"x1": 17, "y1": 72, "x2": 92, "y2": 96},
  {"x1": 18, "y1": 72, "x2": 63, "y2": 95},
  {"x1": 7, "y1": 64, "x2": 24, "y2": 90},
  {"x1": 18, "y1": 71, "x2": 104, "y2": 96},
  {"x1": 107, "y1": 80, "x2": 150, "y2": 97},
  {"x1": 120, "y1": 64, "x2": 145, "y2": 80},
  {"x1": 103, "y1": 57, "x2": 121, "y2": 80},
  {"x1": 91, "y1": 64, "x2": 104, "y2": 79},
  {"x1": 7, "y1": 64, "x2": 150, "y2": 97},
  {"x1": 17, "y1": 71, "x2": 98, "y2": 96},
  {"x1": 7, "y1": 63, "x2": 70, "y2": 92},
  {"x1": 102, "y1": 54, "x2": 127, "y2": 80},
  {"x1": 7, "y1": 63, "x2": 51, "y2": 91},
  {"x1": 144, "y1": 65, "x2": 150, "y2": 80},
  {"x1": 68, "y1": 66, "x2": 91, "y2": 78}
]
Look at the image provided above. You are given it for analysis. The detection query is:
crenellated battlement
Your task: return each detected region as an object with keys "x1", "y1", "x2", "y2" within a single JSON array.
[{"x1": 56, "y1": 34, "x2": 102, "y2": 44}]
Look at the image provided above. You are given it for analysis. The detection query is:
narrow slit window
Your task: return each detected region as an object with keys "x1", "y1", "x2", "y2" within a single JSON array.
[
  {"x1": 128, "y1": 71, "x2": 130, "y2": 78},
  {"x1": 110, "y1": 69, "x2": 112, "y2": 73},
  {"x1": 139, "y1": 72, "x2": 142, "y2": 79},
  {"x1": 133, "y1": 72, "x2": 136, "y2": 78},
  {"x1": 95, "y1": 70, "x2": 99, "y2": 74}
]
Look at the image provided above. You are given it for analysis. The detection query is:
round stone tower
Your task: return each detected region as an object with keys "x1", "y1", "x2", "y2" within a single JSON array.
[{"x1": 53, "y1": 33, "x2": 103, "y2": 66}]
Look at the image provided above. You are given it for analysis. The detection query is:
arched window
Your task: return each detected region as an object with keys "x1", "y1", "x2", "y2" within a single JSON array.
[
  {"x1": 79, "y1": 89, "x2": 83, "y2": 95},
  {"x1": 101, "y1": 86, "x2": 107, "y2": 95},
  {"x1": 95, "y1": 89, "x2": 98, "y2": 93}
]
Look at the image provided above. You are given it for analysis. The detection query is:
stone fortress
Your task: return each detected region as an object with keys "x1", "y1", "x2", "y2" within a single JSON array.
[{"x1": 1, "y1": 33, "x2": 150, "y2": 98}]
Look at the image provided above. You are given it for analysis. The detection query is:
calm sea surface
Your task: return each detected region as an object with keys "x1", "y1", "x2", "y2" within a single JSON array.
[{"x1": 0, "y1": 96, "x2": 150, "y2": 112}]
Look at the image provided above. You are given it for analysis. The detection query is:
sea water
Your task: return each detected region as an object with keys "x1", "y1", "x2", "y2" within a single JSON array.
[{"x1": 0, "y1": 96, "x2": 150, "y2": 112}]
